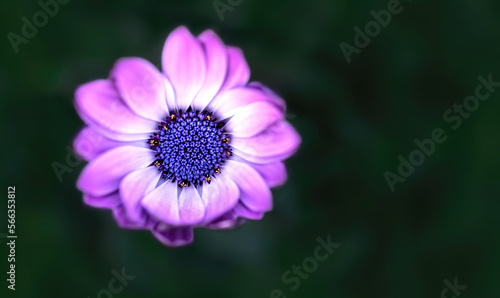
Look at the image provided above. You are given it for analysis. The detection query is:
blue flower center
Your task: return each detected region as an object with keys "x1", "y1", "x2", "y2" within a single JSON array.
[{"x1": 148, "y1": 108, "x2": 232, "y2": 188}]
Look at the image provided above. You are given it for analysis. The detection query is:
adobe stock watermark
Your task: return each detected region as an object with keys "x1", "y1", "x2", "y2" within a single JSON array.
[
  {"x1": 7, "y1": 0, "x2": 71, "y2": 54},
  {"x1": 51, "y1": 69, "x2": 162, "y2": 182},
  {"x1": 213, "y1": 0, "x2": 243, "y2": 22},
  {"x1": 88, "y1": 267, "x2": 135, "y2": 298},
  {"x1": 270, "y1": 235, "x2": 341, "y2": 298},
  {"x1": 384, "y1": 74, "x2": 500, "y2": 192},
  {"x1": 441, "y1": 277, "x2": 467, "y2": 298},
  {"x1": 339, "y1": 0, "x2": 413, "y2": 63}
]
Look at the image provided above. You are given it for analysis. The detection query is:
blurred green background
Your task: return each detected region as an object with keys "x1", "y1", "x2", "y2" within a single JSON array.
[{"x1": 1, "y1": 0, "x2": 500, "y2": 297}]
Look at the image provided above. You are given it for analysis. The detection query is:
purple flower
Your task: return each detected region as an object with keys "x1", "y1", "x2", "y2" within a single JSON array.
[{"x1": 73, "y1": 26, "x2": 301, "y2": 246}]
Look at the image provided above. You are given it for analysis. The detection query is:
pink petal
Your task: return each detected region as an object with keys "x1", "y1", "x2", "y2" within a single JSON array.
[
  {"x1": 233, "y1": 203, "x2": 264, "y2": 220},
  {"x1": 77, "y1": 146, "x2": 155, "y2": 197},
  {"x1": 211, "y1": 87, "x2": 271, "y2": 119},
  {"x1": 162, "y1": 26, "x2": 206, "y2": 109},
  {"x1": 73, "y1": 127, "x2": 148, "y2": 161},
  {"x1": 79, "y1": 120, "x2": 152, "y2": 142},
  {"x1": 120, "y1": 167, "x2": 161, "y2": 223},
  {"x1": 162, "y1": 75, "x2": 177, "y2": 112},
  {"x1": 152, "y1": 225, "x2": 193, "y2": 247},
  {"x1": 75, "y1": 80, "x2": 157, "y2": 136},
  {"x1": 111, "y1": 58, "x2": 169, "y2": 121},
  {"x1": 112, "y1": 204, "x2": 151, "y2": 229},
  {"x1": 190, "y1": 30, "x2": 228, "y2": 111},
  {"x1": 225, "y1": 160, "x2": 272, "y2": 212},
  {"x1": 247, "y1": 161, "x2": 287, "y2": 187},
  {"x1": 77, "y1": 101, "x2": 152, "y2": 142},
  {"x1": 205, "y1": 212, "x2": 245, "y2": 230},
  {"x1": 220, "y1": 46, "x2": 250, "y2": 91},
  {"x1": 178, "y1": 186, "x2": 206, "y2": 225},
  {"x1": 247, "y1": 82, "x2": 286, "y2": 112},
  {"x1": 226, "y1": 101, "x2": 283, "y2": 138},
  {"x1": 141, "y1": 181, "x2": 181, "y2": 225},
  {"x1": 231, "y1": 121, "x2": 301, "y2": 164},
  {"x1": 83, "y1": 192, "x2": 121, "y2": 209},
  {"x1": 200, "y1": 173, "x2": 240, "y2": 223}
]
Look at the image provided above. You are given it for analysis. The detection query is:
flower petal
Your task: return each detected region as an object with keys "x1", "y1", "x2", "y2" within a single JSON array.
[
  {"x1": 75, "y1": 80, "x2": 157, "y2": 135},
  {"x1": 77, "y1": 146, "x2": 155, "y2": 197},
  {"x1": 77, "y1": 101, "x2": 152, "y2": 142},
  {"x1": 247, "y1": 82, "x2": 286, "y2": 112},
  {"x1": 120, "y1": 167, "x2": 161, "y2": 223},
  {"x1": 246, "y1": 161, "x2": 287, "y2": 188},
  {"x1": 73, "y1": 127, "x2": 148, "y2": 161},
  {"x1": 231, "y1": 121, "x2": 301, "y2": 164},
  {"x1": 225, "y1": 101, "x2": 283, "y2": 138},
  {"x1": 83, "y1": 192, "x2": 121, "y2": 209},
  {"x1": 200, "y1": 173, "x2": 240, "y2": 223},
  {"x1": 141, "y1": 181, "x2": 180, "y2": 225},
  {"x1": 221, "y1": 46, "x2": 250, "y2": 91},
  {"x1": 178, "y1": 186, "x2": 206, "y2": 225},
  {"x1": 162, "y1": 26, "x2": 206, "y2": 109},
  {"x1": 224, "y1": 160, "x2": 272, "y2": 212},
  {"x1": 111, "y1": 58, "x2": 169, "y2": 121},
  {"x1": 79, "y1": 120, "x2": 152, "y2": 142},
  {"x1": 163, "y1": 75, "x2": 177, "y2": 112},
  {"x1": 152, "y1": 225, "x2": 194, "y2": 247},
  {"x1": 190, "y1": 30, "x2": 228, "y2": 111},
  {"x1": 205, "y1": 212, "x2": 245, "y2": 230},
  {"x1": 233, "y1": 203, "x2": 264, "y2": 220},
  {"x1": 112, "y1": 204, "x2": 151, "y2": 229},
  {"x1": 211, "y1": 87, "x2": 271, "y2": 119}
]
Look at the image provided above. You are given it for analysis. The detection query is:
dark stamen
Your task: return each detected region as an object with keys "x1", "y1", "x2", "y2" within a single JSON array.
[{"x1": 148, "y1": 108, "x2": 232, "y2": 188}]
